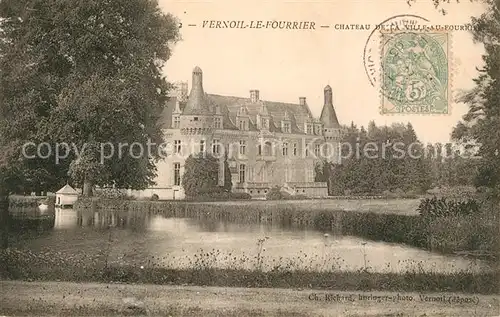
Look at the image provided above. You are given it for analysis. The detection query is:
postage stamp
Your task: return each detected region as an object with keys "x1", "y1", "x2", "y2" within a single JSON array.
[{"x1": 380, "y1": 31, "x2": 450, "y2": 115}]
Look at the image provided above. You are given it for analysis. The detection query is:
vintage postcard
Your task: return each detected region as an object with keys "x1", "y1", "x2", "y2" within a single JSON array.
[{"x1": 0, "y1": 0, "x2": 499, "y2": 316}]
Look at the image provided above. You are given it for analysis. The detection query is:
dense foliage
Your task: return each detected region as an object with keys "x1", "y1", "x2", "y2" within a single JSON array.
[
  {"x1": 0, "y1": 0, "x2": 180, "y2": 196},
  {"x1": 321, "y1": 122, "x2": 428, "y2": 195},
  {"x1": 315, "y1": 121, "x2": 485, "y2": 196},
  {"x1": 452, "y1": 0, "x2": 500, "y2": 192},
  {"x1": 417, "y1": 197, "x2": 482, "y2": 218},
  {"x1": 182, "y1": 155, "x2": 232, "y2": 197}
]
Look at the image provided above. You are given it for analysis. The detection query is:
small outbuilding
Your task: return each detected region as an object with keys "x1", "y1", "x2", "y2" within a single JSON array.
[{"x1": 55, "y1": 184, "x2": 79, "y2": 208}]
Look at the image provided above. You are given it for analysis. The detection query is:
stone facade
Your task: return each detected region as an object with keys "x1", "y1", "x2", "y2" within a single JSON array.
[{"x1": 132, "y1": 66, "x2": 343, "y2": 200}]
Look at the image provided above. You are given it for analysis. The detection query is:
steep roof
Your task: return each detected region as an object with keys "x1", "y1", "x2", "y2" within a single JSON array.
[
  {"x1": 159, "y1": 67, "x2": 340, "y2": 132},
  {"x1": 159, "y1": 94, "x2": 315, "y2": 133},
  {"x1": 182, "y1": 66, "x2": 214, "y2": 115},
  {"x1": 56, "y1": 184, "x2": 78, "y2": 195},
  {"x1": 320, "y1": 85, "x2": 340, "y2": 128},
  {"x1": 207, "y1": 94, "x2": 312, "y2": 133}
]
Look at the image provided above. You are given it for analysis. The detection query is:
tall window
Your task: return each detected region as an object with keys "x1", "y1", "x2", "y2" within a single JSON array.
[
  {"x1": 314, "y1": 144, "x2": 321, "y2": 157},
  {"x1": 293, "y1": 143, "x2": 297, "y2": 156},
  {"x1": 214, "y1": 117, "x2": 222, "y2": 129},
  {"x1": 282, "y1": 142, "x2": 288, "y2": 156},
  {"x1": 212, "y1": 139, "x2": 220, "y2": 154},
  {"x1": 307, "y1": 124, "x2": 312, "y2": 135},
  {"x1": 174, "y1": 140, "x2": 181, "y2": 154},
  {"x1": 239, "y1": 164, "x2": 246, "y2": 183},
  {"x1": 239, "y1": 140, "x2": 246, "y2": 155},
  {"x1": 173, "y1": 163, "x2": 181, "y2": 186},
  {"x1": 282, "y1": 122, "x2": 290, "y2": 133},
  {"x1": 173, "y1": 116, "x2": 180, "y2": 128},
  {"x1": 257, "y1": 144, "x2": 262, "y2": 156},
  {"x1": 199, "y1": 140, "x2": 205, "y2": 153}
]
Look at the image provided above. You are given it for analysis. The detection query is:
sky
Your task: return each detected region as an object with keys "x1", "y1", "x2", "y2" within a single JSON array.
[{"x1": 158, "y1": 0, "x2": 487, "y2": 143}]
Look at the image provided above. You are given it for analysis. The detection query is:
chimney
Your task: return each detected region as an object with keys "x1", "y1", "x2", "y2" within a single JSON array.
[
  {"x1": 180, "y1": 82, "x2": 188, "y2": 99},
  {"x1": 250, "y1": 90, "x2": 260, "y2": 103},
  {"x1": 324, "y1": 85, "x2": 333, "y2": 105},
  {"x1": 174, "y1": 81, "x2": 188, "y2": 101},
  {"x1": 299, "y1": 97, "x2": 306, "y2": 106}
]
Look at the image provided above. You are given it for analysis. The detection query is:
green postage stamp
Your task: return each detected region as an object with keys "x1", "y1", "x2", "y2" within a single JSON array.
[{"x1": 380, "y1": 31, "x2": 450, "y2": 115}]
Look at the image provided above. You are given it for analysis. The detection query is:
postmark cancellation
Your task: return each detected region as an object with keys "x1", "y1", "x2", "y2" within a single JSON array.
[{"x1": 379, "y1": 30, "x2": 450, "y2": 115}]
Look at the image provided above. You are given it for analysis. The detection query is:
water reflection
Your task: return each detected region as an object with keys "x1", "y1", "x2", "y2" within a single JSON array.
[
  {"x1": 54, "y1": 209, "x2": 78, "y2": 230},
  {"x1": 8, "y1": 208, "x2": 493, "y2": 274}
]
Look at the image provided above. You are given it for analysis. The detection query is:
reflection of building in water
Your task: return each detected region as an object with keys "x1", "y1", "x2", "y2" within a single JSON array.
[
  {"x1": 76, "y1": 210, "x2": 94, "y2": 227},
  {"x1": 93, "y1": 211, "x2": 118, "y2": 227},
  {"x1": 77, "y1": 210, "x2": 117, "y2": 228},
  {"x1": 76, "y1": 209, "x2": 149, "y2": 229},
  {"x1": 53, "y1": 208, "x2": 78, "y2": 230}
]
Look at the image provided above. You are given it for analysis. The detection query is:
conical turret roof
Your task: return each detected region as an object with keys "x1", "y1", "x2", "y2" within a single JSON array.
[
  {"x1": 183, "y1": 66, "x2": 213, "y2": 115},
  {"x1": 320, "y1": 85, "x2": 340, "y2": 128}
]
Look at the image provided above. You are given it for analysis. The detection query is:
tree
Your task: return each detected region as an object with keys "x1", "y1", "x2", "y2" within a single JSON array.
[
  {"x1": 452, "y1": 2, "x2": 500, "y2": 191},
  {"x1": 0, "y1": 0, "x2": 180, "y2": 193},
  {"x1": 222, "y1": 153, "x2": 233, "y2": 192},
  {"x1": 329, "y1": 122, "x2": 433, "y2": 195},
  {"x1": 0, "y1": 0, "x2": 180, "y2": 248},
  {"x1": 182, "y1": 155, "x2": 226, "y2": 197}
]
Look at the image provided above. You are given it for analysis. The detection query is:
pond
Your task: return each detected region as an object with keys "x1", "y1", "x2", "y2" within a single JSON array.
[{"x1": 8, "y1": 207, "x2": 491, "y2": 274}]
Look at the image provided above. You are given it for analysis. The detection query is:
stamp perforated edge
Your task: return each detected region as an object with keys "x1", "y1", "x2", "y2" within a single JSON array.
[{"x1": 378, "y1": 29, "x2": 454, "y2": 116}]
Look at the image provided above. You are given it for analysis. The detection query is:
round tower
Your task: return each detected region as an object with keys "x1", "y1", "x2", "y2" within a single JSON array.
[
  {"x1": 320, "y1": 85, "x2": 342, "y2": 163},
  {"x1": 180, "y1": 66, "x2": 215, "y2": 136}
]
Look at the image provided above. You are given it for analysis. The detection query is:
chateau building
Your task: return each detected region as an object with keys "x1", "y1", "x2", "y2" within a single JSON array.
[{"x1": 132, "y1": 66, "x2": 342, "y2": 200}]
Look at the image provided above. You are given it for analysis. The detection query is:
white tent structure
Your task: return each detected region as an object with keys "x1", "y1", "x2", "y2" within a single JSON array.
[{"x1": 55, "y1": 184, "x2": 79, "y2": 208}]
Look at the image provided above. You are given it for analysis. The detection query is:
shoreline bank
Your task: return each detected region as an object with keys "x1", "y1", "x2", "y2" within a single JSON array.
[{"x1": 1, "y1": 253, "x2": 498, "y2": 295}]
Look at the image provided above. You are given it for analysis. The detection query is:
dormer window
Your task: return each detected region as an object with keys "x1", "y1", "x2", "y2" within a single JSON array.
[
  {"x1": 173, "y1": 116, "x2": 180, "y2": 128},
  {"x1": 238, "y1": 106, "x2": 248, "y2": 116},
  {"x1": 239, "y1": 119, "x2": 248, "y2": 130},
  {"x1": 193, "y1": 117, "x2": 199, "y2": 121},
  {"x1": 214, "y1": 117, "x2": 222, "y2": 129},
  {"x1": 306, "y1": 124, "x2": 312, "y2": 134},
  {"x1": 261, "y1": 118, "x2": 268, "y2": 130},
  {"x1": 282, "y1": 122, "x2": 290, "y2": 133},
  {"x1": 237, "y1": 106, "x2": 249, "y2": 131}
]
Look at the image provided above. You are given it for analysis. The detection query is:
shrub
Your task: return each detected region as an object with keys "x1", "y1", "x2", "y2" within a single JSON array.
[
  {"x1": 417, "y1": 197, "x2": 481, "y2": 218},
  {"x1": 182, "y1": 154, "x2": 232, "y2": 197},
  {"x1": 151, "y1": 194, "x2": 159, "y2": 201}
]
